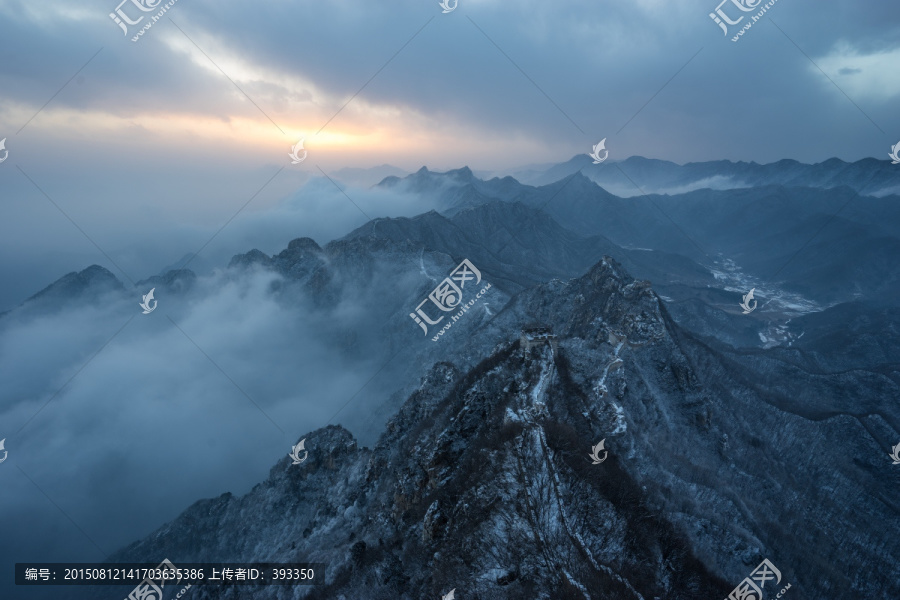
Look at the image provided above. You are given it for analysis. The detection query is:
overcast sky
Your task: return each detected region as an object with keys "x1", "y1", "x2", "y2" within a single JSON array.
[{"x1": 1, "y1": 0, "x2": 899, "y2": 307}]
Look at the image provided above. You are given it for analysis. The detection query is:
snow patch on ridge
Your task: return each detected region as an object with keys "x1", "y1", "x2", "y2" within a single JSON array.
[{"x1": 611, "y1": 402, "x2": 627, "y2": 434}]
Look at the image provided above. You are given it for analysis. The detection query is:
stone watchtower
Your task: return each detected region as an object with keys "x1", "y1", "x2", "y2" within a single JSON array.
[{"x1": 519, "y1": 326, "x2": 558, "y2": 351}]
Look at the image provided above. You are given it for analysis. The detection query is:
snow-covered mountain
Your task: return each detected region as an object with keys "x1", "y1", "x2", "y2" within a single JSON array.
[
  {"x1": 376, "y1": 164, "x2": 900, "y2": 348},
  {"x1": 92, "y1": 258, "x2": 900, "y2": 599}
]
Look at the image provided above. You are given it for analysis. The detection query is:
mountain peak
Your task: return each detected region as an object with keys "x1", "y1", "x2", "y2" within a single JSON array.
[
  {"x1": 540, "y1": 169, "x2": 600, "y2": 193},
  {"x1": 287, "y1": 237, "x2": 323, "y2": 252},
  {"x1": 228, "y1": 249, "x2": 272, "y2": 269},
  {"x1": 446, "y1": 165, "x2": 474, "y2": 179},
  {"x1": 136, "y1": 268, "x2": 196, "y2": 295},
  {"x1": 19, "y1": 264, "x2": 125, "y2": 313},
  {"x1": 31, "y1": 264, "x2": 121, "y2": 297}
]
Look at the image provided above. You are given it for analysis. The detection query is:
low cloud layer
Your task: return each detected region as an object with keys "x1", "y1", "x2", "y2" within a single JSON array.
[
  {"x1": 0, "y1": 175, "x2": 436, "y2": 311},
  {"x1": 0, "y1": 264, "x2": 396, "y2": 582}
]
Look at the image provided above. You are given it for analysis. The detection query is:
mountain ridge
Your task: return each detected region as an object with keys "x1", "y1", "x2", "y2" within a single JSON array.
[{"x1": 91, "y1": 256, "x2": 900, "y2": 599}]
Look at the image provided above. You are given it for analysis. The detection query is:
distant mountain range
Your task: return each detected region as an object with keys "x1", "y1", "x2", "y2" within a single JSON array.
[
  {"x1": 513, "y1": 154, "x2": 900, "y2": 196},
  {"x1": 326, "y1": 154, "x2": 900, "y2": 198},
  {"x1": 376, "y1": 160, "x2": 900, "y2": 349},
  {"x1": 12, "y1": 156, "x2": 900, "y2": 363}
]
